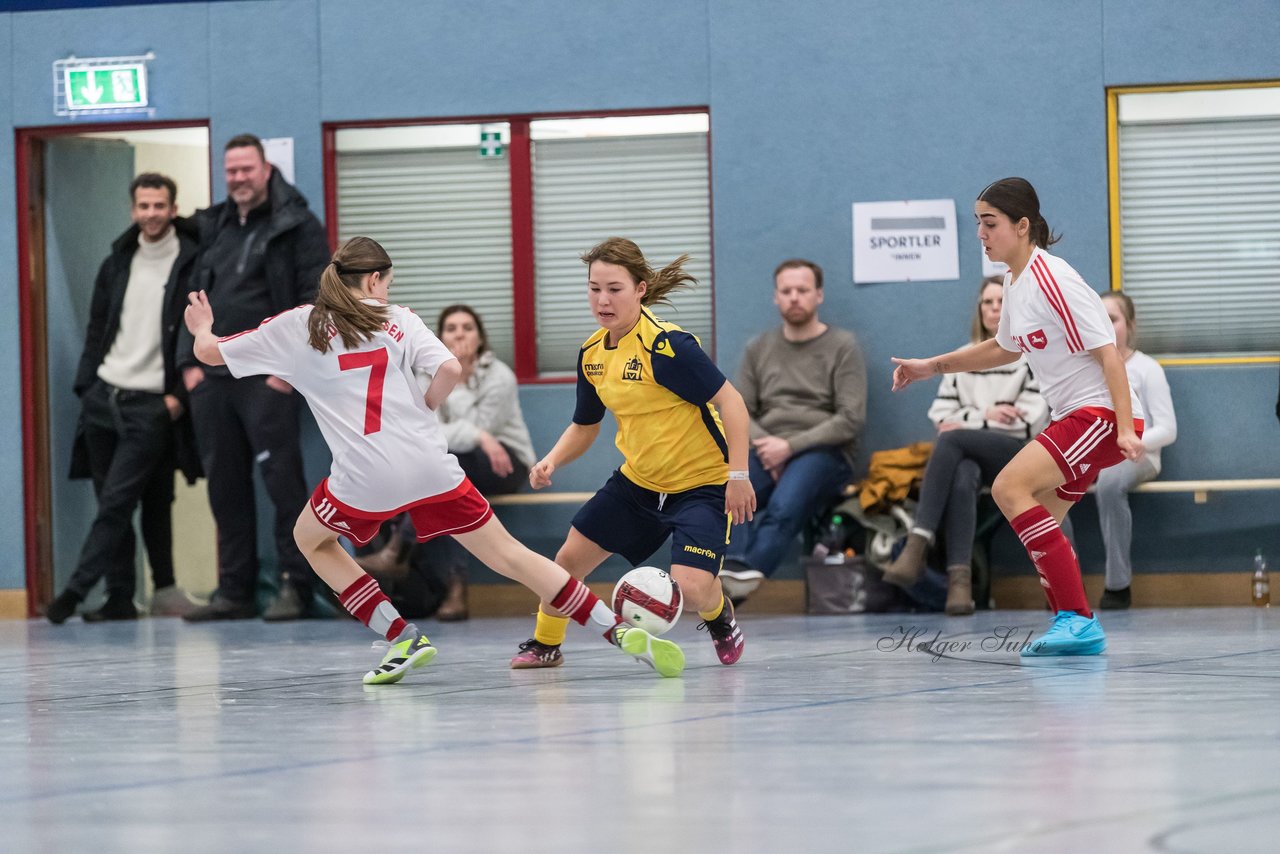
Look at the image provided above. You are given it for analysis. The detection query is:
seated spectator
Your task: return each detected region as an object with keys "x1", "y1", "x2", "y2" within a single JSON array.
[
  {"x1": 1093, "y1": 292, "x2": 1176, "y2": 609},
  {"x1": 719, "y1": 258, "x2": 866, "y2": 603},
  {"x1": 882, "y1": 276, "x2": 1050, "y2": 614},
  {"x1": 357, "y1": 305, "x2": 536, "y2": 621}
]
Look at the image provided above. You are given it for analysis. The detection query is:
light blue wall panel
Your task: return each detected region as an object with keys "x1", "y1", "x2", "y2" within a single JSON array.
[
  {"x1": 317, "y1": 0, "x2": 710, "y2": 120},
  {"x1": 1103, "y1": 0, "x2": 1280, "y2": 85},
  {"x1": 0, "y1": 12, "x2": 19, "y2": 589}
]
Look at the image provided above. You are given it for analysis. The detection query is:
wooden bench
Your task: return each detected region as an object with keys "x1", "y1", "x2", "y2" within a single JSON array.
[
  {"x1": 488, "y1": 492, "x2": 594, "y2": 507},
  {"x1": 1127, "y1": 478, "x2": 1280, "y2": 504}
]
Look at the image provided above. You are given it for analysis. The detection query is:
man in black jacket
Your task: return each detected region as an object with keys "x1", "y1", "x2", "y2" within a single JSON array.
[
  {"x1": 178, "y1": 134, "x2": 330, "y2": 621},
  {"x1": 47, "y1": 173, "x2": 204, "y2": 624}
]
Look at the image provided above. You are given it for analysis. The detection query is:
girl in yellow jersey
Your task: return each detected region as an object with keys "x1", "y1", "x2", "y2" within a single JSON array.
[{"x1": 511, "y1": 237, "x2": 756, "y2": 668}]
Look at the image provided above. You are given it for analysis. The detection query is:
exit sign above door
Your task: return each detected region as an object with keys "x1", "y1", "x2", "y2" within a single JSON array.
[
  {"x1": 54, "y1": 54, "x2": 153, "y2": 116},
  {"x1": 64, "y1": 65, "x2": 147, "y2": 110}
]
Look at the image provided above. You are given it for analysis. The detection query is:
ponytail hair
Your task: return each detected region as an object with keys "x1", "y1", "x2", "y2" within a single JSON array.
[
  {"x1": 580, "y1": 236, "x2": 697, "y2": 308},
  {"x1": 977, "y1": 177, "x2": 1061, "y2": 249},
  {"x1": 307, "y1": 236, "x2": 393, "y2": 354}
]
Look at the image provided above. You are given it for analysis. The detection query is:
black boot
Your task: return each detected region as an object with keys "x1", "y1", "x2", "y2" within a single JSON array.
[
  {"x1": 46, "y1": 590, "x2": 83, "y2": 625},
  {"x1": 1099, "y1": 586, "x2": 1131, "y2": 610},
  {"x1": 83, "y1": 594, "x2": 139, "y2": 622}
]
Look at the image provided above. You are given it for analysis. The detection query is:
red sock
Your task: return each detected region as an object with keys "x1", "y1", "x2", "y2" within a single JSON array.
[
  {"x1": 339, "y1": 574, "x2": 407, "y2": 641},
  {"x1": 550, "y1": 576, "x2": 606, "y2": 626},
  {"x1": 1010, "y1": 506, "x2": 1091, "y2": 618}
]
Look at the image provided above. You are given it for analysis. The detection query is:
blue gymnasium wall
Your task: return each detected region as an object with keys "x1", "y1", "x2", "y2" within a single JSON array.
[{"x1": 1, "y1": 0, "x2": 1278, "y2": 592}]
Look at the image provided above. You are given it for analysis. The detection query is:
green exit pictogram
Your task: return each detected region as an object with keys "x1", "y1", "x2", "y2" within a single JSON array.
[{"x1": 64, "y1": 65, "x2": 148, "y2": 110}]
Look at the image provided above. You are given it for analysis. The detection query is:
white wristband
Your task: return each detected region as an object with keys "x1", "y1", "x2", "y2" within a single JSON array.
[{"x1": 728, "y1": 470, "x2": 750, "y2": 481}]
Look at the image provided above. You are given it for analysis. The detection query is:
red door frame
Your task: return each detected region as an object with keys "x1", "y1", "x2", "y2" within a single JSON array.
[
  {"x1": 15, "y1": 119, "x2": 210, "y2": 617},
  {"x1": 321, "y1": 106, "x2": 714, "y2": 384}
]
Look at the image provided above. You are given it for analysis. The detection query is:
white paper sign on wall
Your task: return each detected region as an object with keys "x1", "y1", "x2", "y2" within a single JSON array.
[
  {"x1": 263, "y1": 137, "x2": 295, "y2": 185},
  {"x1": 852, "y1": 199, "x2": 959, "y2": 283}
]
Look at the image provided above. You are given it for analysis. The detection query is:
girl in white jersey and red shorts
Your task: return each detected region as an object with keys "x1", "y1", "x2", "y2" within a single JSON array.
[
  {"x1": 891, "y1": 178, "x2": 1145, "y2": 657},
  {"x1": 183, "y1": 236, "x2": 685, "y2": 682}
]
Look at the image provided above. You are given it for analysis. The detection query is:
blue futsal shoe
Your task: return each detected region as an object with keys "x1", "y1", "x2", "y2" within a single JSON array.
[{"x1": 1021, "y1": 610, "x2": 1107, "y2": 657}]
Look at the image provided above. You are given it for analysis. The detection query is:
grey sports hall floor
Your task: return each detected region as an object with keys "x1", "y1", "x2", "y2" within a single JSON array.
[{"x1": 4, "y1": 608, "x2": 1279, "y2": 853}]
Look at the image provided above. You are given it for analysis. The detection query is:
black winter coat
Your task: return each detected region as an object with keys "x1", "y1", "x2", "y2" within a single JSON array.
[
  {"x1": 175, "y1": 168, "x2": 329, "y2": 368},
  {"x1": 70, "y1": 217, "x2": 203, "y2": 484}
]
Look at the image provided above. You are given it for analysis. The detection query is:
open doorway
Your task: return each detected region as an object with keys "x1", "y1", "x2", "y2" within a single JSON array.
[{"x1": 17, "y1": 121, "x2": 217, "y2": 617}]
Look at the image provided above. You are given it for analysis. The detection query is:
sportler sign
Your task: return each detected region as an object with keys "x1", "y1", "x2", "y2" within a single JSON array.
[{"x1": 852, "y1": 198, "x2": 959, "y2": 284}]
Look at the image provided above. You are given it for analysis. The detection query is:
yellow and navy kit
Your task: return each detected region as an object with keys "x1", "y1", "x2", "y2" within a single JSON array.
[{"x1": 574, "y1": 309, "x2": 728, "y2": 493}]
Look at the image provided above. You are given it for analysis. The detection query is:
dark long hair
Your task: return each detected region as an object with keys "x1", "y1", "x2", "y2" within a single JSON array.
[
  {"x1": 977, "y1": 177, "x2": 1061, "y2": 249},
  {"x1": 307, "y1": 236, "x2": 392, "y2": 354},
  {"x1": 436, "y1": 304, "x2": 489, "y2": 356}
]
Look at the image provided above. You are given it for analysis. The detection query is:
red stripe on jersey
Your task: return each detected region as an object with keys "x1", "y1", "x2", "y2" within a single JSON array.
[
  {"x1": 215, "y1": 306, "x2": 297, "y2": 343},
  {"x1": 216, "y1": 327, "x2": 257, "y2": 344},
  {"x1": 1030, "y1": 256, "x2": 1084, "y2": 352}
]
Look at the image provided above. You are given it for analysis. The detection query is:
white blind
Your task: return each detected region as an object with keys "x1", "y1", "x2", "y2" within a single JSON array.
[
  {"x1": 1117, "y1": 117, "x2": 1280, "y2": 356},
  {"x1": 531, "y1": 133, "x2": 713, "y2": 375},
  {"x1": 335, "y1": 148, "x2": 514, "y2": 362}
]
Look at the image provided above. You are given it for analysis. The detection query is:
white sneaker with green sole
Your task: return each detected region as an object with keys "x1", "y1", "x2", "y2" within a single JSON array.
[
  {"x1": 363, "y1": 632, "x2": 438, "y2": 685},
  {"x1": 615, "y1": 624, "x2": 685, "y2": 678}
]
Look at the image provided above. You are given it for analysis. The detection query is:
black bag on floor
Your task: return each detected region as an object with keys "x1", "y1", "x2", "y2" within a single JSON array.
[{"x1": 805, "y1": 554, "x2": 867, "y2": 614}]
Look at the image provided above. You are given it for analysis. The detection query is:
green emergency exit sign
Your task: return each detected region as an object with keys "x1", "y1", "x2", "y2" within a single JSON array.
[{"x1": 64, "y1": 64, "x2": 148, "y2": 111}]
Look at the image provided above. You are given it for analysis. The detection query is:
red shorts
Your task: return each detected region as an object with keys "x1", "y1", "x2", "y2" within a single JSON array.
[
  {"x1": 1035, "y1": 406, "x2": 1144, "y2": 502},
  {"x1": 308, "y1": 477, "x2": 493, "y2": 545}
]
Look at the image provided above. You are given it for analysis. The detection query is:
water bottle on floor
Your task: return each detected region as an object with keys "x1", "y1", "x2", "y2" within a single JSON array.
[
  {"x1": 1252, "y1": 550, "x2": 1270, "y2": 607},
  {"x1": 813, "y1": 514, "x2": 848, "y2": 564}
]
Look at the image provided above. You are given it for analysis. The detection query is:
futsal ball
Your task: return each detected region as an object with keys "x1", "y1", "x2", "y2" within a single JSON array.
[{"x1": 612, "y1": 567, "x2": 683, "y2": 636}]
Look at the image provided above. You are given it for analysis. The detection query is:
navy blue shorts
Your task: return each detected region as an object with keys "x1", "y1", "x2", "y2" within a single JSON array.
[{"x1": 572, "y1": 470, "x2": 730, "y2": 574}]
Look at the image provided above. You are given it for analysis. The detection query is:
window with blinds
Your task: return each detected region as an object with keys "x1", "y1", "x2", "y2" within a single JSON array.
[
  {"x1": 331, "y1": 113, "x2": 713, "y2": 379},
  {"x1": 335, "y1": 130, "x2": 515, "y2": 362},
  {"x1": 1113, "y1": 85, "x2": 1280, "y2": 357},
  {"x1": 531, "y1": 132, "x2": 713, "y2": 375}
]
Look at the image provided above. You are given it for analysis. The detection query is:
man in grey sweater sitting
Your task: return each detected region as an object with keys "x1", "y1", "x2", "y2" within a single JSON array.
[{"x1": 720, "y1": 259, "x2": 866, "y2": 602}]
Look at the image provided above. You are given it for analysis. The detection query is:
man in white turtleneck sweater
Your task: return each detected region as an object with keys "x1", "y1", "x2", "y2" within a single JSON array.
[{"x1": 47, "y1": 174, "x2": 203, "y2": 624}]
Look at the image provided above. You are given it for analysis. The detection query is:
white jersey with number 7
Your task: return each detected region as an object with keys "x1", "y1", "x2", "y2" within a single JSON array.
[{"x1": 218, "y1": 302, "x2": 465, "y2": 512}]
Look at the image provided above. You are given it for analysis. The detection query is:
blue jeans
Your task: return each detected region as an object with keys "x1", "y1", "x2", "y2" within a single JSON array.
[{"x1": 728, "y1": 446, "x2": 853, "y2": 578}]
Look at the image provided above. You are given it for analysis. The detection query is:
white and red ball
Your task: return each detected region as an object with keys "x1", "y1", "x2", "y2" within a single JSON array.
[{"x1": 612, "y1": 567, "x2": 683, "y2": 636}]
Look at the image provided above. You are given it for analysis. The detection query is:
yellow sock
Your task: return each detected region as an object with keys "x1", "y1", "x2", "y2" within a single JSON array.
[
  {"x1": 533, "y1": 607, "x2": 571, "y2": 646},
  {"x1": 698, "y1": 594, "x2": 725, "y2": 622}
]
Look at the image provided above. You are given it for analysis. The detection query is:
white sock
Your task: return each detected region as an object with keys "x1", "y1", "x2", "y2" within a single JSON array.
[{"x1": 589, "y1": 599, "x2": 621, "y2": 629}]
